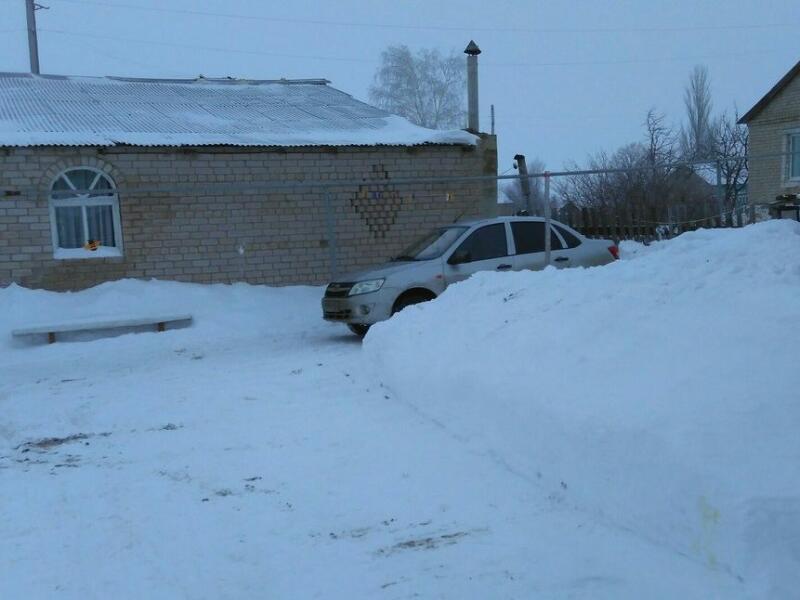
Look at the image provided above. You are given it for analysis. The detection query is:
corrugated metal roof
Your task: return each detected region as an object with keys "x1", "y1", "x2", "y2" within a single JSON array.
[{"x1": 0, "y1": 73, "x2": 476, "y2": 148}]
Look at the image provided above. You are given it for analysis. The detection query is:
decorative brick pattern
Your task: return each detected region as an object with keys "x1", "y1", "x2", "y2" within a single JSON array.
[
  {"x1": 0, "y1": 138, "x2": 497, "y2": 290},
  {"x1": 350, "y1": 164, "x2": 406, "y2": 238}
]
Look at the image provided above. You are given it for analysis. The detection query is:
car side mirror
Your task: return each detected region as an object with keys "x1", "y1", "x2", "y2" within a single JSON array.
[{"x1": 448, "y1": 250, "x2": 471, "y2": 265}]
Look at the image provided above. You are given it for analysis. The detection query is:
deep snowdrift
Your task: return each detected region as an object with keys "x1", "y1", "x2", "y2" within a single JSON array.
[
  {"x1": 365, "y1": 220, "x2": 800, "y2": 597},
  {"x1": 4, "y1": 280, "x2": 742, "y2": 598}
]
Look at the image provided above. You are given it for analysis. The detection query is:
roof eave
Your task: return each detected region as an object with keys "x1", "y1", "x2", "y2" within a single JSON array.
[
  {"x1": 0, "y1": 141, "x2": 475, "y2": 149},
  {"x1": 738, "y1": 59, "x2": 800, "y2": 125}
]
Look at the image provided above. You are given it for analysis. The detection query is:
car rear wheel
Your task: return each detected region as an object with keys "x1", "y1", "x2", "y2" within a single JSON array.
[{"x1": 347, "y1": 323, "x2": 370, "y2": 338}]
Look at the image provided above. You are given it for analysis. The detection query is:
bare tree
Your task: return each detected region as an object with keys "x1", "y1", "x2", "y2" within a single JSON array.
[
  {"x1": 680, "y1": 65, "x2": 715, "y2": 160},
  {"x1": 557, "y1": 143, "x2": 649, "y2": 210},
  {"x1": 369, "y1": 45, "x2": 465, "y2": 130},
  {"x1": 713, "y1": 110, "x2": 749, "y2": 211},
  {"x1": 502, "y1": 156, "x2": 546, "y2": 213},
  {"x1": 643, "y1": 108, "x2": 677, "y2": 207},
  {"x1": 644, "y1": 109, "x2": 676, "y2": 167},
  {"x1": 557, "y1": 109, "x2": 712, "y2": 219},
  {"x1": 555, "y1": 69, "x2": 747, "y2": 225}
]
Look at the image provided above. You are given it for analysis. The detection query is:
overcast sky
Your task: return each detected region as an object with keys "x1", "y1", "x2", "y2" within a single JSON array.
[{"x1": 1, "y1": 0, "x2": 798, "y2": 172}]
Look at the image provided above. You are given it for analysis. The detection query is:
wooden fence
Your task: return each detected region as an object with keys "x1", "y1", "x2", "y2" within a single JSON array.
[{"x1": 551, "y1": 202, "x2": 759, "y2": 242}]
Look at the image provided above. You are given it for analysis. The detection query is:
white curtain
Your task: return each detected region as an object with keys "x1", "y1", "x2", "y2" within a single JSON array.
[
  {"x1": 55, "y1": 206, "x2": 83, "y2": 248},
  {"x1": 87, "y1": 205, "x2": 115, "y2": 246}
]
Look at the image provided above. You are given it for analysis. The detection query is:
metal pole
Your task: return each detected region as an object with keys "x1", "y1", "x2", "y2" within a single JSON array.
[
  {"x1": 544, "y1": 172, "x2": 551, "y2": 266},
  {"x1": 715, "y1": 161, "x2": 724, "y2": 226},
  {"x1": 324, "y1": 190, "x2": 338, "y2": 280},
  {"x1": 514, "y1": 154, "x2": 532, "y2": 215},
  {"x1": 490, "y1": 104, "x2": 495, "y2": 135},
  {"x1": 25, "y1": 0, "x2": 40, "y2": 74}
]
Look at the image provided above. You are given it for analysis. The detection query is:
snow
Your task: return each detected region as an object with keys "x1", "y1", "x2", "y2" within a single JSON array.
[
  {"x1": 53, "y1": 247, "x2": 123, "y2": 260},
  {"x1": 617, "y1": 238, "x2": 660, "y2": 260},
  {"x1": 0, "y1": 115, "x2": 477, "y2": 148},
  {"x1": 1, "y1": 221, "x2": 798, "y2": 598},
  {"x1": 365, "y1": 220, "x2": 800, "y2": 598},
  {"x1": 0, "y1": 74, "x2": 477, "y2": 148}
]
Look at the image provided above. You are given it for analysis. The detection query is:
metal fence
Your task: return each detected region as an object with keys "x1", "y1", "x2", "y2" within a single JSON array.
[{"x1": 7, "y1": 152, "x2": 787, "y2": 285}]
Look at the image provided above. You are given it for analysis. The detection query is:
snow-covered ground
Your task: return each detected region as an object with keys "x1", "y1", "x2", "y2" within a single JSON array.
[{"x1": 2, "y1": 221, "x2": 798, "y2": 598}]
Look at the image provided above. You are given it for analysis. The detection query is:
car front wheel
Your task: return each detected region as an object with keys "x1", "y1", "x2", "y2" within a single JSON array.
[
  {"x1": 391, "y1": 292, "x2": 434, "y2": 315},
  {"x1": 347, "y1": 323, "x2": 370, "y2": 338}
]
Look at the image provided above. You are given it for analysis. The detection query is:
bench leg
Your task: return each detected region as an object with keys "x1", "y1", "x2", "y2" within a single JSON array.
[
  {"x1": 48, "y1": 332, "x2": 56, "y2": 344},
  {"x1": 157, "y1": 322, "x2": 165, "y2": 332}
]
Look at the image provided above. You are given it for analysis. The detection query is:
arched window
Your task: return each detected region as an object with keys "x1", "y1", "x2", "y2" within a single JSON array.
[{"x1": 49, "y1": 168, "x2": 123, "y2": 258}]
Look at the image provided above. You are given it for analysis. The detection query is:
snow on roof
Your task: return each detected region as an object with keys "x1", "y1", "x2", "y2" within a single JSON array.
[{"x1": 0, "y1": 73, "x2": 477, "y2": 148}]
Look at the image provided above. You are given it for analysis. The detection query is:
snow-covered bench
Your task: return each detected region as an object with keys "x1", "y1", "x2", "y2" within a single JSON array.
[{"x1": 11, "y1": 314, "x2": 193, "y2": 344}]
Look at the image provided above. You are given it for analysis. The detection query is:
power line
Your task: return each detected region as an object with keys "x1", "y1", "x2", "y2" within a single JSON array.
[
  {"x1": 39, "y1": 28, "x2": 378, "y2": 63},
  {"x1": 483, "y1": 48, "x2": 786, "y2": 69},
  {"x1": 43, "y1": 0, "x2": 800, "y2": 35},
  {"x1": 38, "y1": 27, "x2": 787, "y2": 71},
  {"x1": 56, "y1": 33, "x2": 184, "y2": 76}
]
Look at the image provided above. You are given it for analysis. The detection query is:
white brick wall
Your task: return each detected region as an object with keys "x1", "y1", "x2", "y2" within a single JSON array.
[{"x1": 0, "y1": 138, "x2": 498, "y2": 290}]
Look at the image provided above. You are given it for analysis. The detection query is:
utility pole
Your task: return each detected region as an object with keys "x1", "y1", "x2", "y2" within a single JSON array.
[
  {"x1": 25, "y1": 0, "x2": 44, "y2": 74},
  {"x1": 544, "y1": 173, "x2": 552, "y2": 266}
]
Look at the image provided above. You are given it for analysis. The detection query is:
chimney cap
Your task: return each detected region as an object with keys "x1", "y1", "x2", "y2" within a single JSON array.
[{"x1": 464, "y1": 40, "x2": 481, "y2": 56}]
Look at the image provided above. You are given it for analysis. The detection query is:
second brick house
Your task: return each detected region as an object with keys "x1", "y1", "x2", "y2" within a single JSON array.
[{"x1": 739, "y1": 59, "x2": 800, "y2": 213}]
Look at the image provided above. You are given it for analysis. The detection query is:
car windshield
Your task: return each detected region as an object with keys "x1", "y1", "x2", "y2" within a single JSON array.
[{"x1": 393, "y1": 226, "x2": 468, "y2": 261}]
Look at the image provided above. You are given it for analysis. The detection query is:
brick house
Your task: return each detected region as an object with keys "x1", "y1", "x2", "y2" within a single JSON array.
[
  {"x1": 739, "y1": 59, "x2": 800, "y2": 211},
  {"x1": 0, "y1": 73, "x2": 497, "y2": 290}
]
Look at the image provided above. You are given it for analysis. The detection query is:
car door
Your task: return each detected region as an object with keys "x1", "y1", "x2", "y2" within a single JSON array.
[
  {"x1": 551, "y1": 223, "x2": 585, "y2": 267},
  {"x1": 548, "y1": 225, "x2": 572, "y2": 269},
  {"x1": 443, "y1": 222, "x2": 513, "y2": 284},
  {"x1": 511, "y1": 220, "x2": 581, "y2": 270},
  {"x1": 509, "y1": 220, "x2": 547, "y2": 271}
]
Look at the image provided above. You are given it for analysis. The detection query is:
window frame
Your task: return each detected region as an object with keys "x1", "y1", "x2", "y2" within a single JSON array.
[
  {"x1": 509, "y1": 220, "x2": 578, "y2": 255},
  {"x1": 49, "y1": 167, "x2": 123, "y2": 260},
  {"x1": 447, "y1": 222, "x2": 511, "y2": 265},
  {"x1": 551, "y1": 226, "x2": 566, "y2": 250},
  {"x1": 784, "y1": 130, "x2": 800, "y2": 183},
  {"x1": 510, "y1": 220, "x2": 546, "y2": 255},
  {"x1": 552, "y1": 223, "x2": 583, "y2": 249}
]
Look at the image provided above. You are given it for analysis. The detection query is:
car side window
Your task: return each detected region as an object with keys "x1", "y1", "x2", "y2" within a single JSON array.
[
  {"x1": 550, "y1": 227, "x2": 564, "y2": 251},
  {"x1": 553, "y1": 224, "x2": 582, "y2": 248},
  {"x1": 511, "y1": 221, "x2": 546, "y2": 254},
  {"x1": 450, "y1": 223, "x2": 508, "y2": 263}
]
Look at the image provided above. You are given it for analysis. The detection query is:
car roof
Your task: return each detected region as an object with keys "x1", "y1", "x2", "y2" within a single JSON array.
[{"x1": 454, "y1": 215, "x2": 548, "y2": 227}]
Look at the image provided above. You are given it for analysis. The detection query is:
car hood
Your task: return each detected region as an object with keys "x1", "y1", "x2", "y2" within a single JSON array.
[{"x1": 334, "y1": 260, "x2": 423, "y2": 283}]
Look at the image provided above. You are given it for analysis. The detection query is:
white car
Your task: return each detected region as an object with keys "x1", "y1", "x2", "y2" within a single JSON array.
[{"x1": 322, "y1": 216, "x2": 618, "y2": 336}]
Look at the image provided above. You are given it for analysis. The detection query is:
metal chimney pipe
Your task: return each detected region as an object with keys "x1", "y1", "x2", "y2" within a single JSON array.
[{"x1": 464, "y1": 40, "x2": 481, "y2": 132}]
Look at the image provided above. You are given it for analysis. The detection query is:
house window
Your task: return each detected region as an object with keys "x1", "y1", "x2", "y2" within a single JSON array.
[
  {"x1": 788, "y1": 133, "x2": 800, "y2": 181},
  {"x1": 49, "y1": 168, "x2": 123, "y2": 259}
]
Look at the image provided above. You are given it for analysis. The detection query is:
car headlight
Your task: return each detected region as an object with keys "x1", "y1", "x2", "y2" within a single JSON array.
[{"x1": 348, "y1": 279, "x2": 385, "y2": 296}]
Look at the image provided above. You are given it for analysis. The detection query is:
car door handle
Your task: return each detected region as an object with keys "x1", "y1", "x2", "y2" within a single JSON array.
[
  {"x1": 497, "y1": 264, "x2": 512, "y2": 271},
  {"x1": 554, "y1": 256, "x2": 569, "y2": 262}
]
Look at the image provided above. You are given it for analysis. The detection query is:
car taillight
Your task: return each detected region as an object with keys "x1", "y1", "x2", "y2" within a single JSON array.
[{"x1": 608, "y1": 245, "x2": 619, "y2": 260}]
